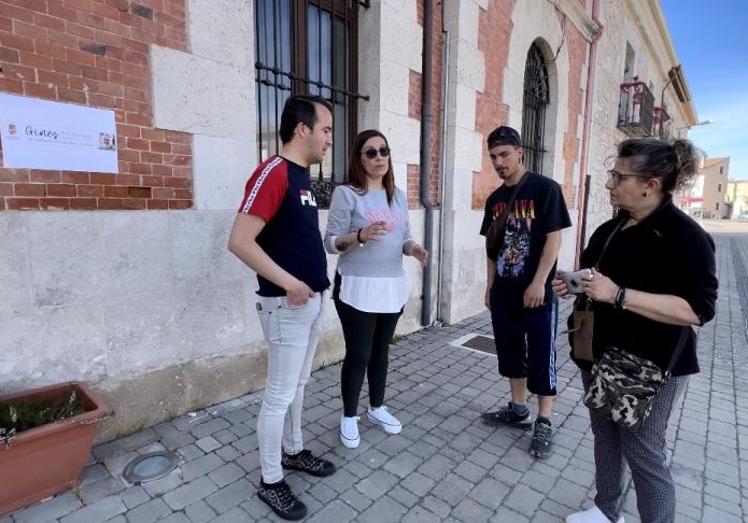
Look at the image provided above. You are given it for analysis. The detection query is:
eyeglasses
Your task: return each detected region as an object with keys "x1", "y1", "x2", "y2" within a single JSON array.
[
  {"x1": 607, "y1": 169, "x2": 651, "y2": 186},
  {"x1": 362, "y1": 146, "x2": 390, "y2": 159}
]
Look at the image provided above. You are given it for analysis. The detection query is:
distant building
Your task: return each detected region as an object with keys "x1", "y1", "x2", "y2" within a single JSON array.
[
  {"x1": 678, "y1": 156, "x2": 729, "y2": 219},
  {"x1": 726, "y1": 179, "x2": 748, "y2": 220},
  {"x1": 701, "y1": 157, "x2": 730, "y2": 219}
]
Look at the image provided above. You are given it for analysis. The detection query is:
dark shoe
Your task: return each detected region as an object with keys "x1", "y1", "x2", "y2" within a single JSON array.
[
  {"x1": 529, "y1": 418, "x2": 553, "y2": 459},
  {"x1": 281, "y1": 449, "x2": 336, "y2": 477},
  {"x1": 257, "y1": 479, "x2": 307, "y2": 521},
  {"x1": 481, "y1": 402, "x2": 532, "y2": 428}
]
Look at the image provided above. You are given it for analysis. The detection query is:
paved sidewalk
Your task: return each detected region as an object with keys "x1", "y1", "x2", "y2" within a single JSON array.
[{"x1": 6, "y1": 232, "x2": 748, "y2": 522}]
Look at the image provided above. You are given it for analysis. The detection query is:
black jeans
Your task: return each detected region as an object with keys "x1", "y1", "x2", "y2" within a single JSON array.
[{"x1": 334, "y1": 297, "x2": 402, "y2": 417}]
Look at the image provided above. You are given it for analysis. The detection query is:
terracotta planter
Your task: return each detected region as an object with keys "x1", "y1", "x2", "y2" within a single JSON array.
[{"x1": 0, "y1": 381, "x2": 109, "y2": 517}]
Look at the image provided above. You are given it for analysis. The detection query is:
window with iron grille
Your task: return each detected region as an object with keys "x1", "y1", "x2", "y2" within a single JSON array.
[
  {"x1": 521, "y1": 43, "x2": 550, "y2": 175},
  {"x1": 254, "y1": 0, "x2": 369, "y2": 207}
]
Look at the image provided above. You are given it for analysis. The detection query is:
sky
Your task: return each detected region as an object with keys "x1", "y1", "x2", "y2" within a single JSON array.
[{"x1": 660, "y1": 0, "x2": 748, "y2": 179}]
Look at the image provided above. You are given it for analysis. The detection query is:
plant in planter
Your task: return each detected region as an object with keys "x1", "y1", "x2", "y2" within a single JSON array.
[{"x1": 0, "y1": 382, "x2": 109, "y2": 517}]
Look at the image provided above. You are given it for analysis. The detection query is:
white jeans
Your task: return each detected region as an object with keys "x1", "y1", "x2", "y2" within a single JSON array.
[{"x1": 256, "y1": 292, "x2": 325, "y2": 483}]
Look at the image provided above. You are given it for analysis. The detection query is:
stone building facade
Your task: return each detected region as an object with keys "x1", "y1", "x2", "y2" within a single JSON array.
[{"x1": 0, "y1": 0, "x2": 697, "y2": 440}]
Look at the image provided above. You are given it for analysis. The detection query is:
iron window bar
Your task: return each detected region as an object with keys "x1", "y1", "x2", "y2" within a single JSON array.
[
  {"x1": 653, "y1": 106, "x2": 672, "y2": 142},
  {"x1": 255, "y1": 0, "x2": 368, "y2": 208},
  {"x1": 617, "y1": 81, "x2": 655, "y2": 137},
  {"x1": 255, "y1": 61, "x2": 370, "y2": 101},
  {"x1": 522, "y1": 43, "x2": 550, "y2": 175}
]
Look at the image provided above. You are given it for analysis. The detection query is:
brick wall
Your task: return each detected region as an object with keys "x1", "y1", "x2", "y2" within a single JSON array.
[
  {"x1": 473, "y1": 0, "x2": 516, "y2": 210},
  {"x1": 0, "y1": 0, "x2": 192, "y2": 211},
  {"x1": 561, "y1": 17, "x2": 587, "y2": 210},
  {"x1": 473, "y1": 1, "x2": 587, "y2": 212},
  {"x1": 407, "y1": 0, "x2": 443, "y2": 209}
]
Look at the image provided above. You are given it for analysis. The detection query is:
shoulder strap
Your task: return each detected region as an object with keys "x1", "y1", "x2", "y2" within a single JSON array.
[
  {"x1": 593, "y1": 215, "x2": 626, "y2": 270},
  {"x1": 485, "y1": 172, "x2": 530, "y2": 259},
  {"x1": 495, "y1": 172, "x2": 531, "y2": 228},
  {"x1": 576, "y1": 215, "x2": 626, "y2": 310}
]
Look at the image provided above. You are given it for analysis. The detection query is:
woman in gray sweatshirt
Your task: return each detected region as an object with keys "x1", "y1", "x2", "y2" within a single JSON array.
[{"x1": 324, "y1": 130, "x2": 428, "y2": 449}]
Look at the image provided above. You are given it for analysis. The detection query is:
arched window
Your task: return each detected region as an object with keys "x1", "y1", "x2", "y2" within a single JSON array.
[{"x1": 522, "y1": 43, "x2": 550, "y2": 174}]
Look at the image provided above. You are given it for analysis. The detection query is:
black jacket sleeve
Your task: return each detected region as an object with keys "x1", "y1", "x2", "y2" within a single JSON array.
[{"x1": 672, "y1": 225, "x2": 718, "y2": 325}]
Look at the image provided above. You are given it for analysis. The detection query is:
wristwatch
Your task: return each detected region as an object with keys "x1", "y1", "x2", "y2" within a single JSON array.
[{"x1": 357, "y1": 228, "x2": 367, "y2": 246}]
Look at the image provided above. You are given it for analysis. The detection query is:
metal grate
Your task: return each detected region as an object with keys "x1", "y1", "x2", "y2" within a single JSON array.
[
  {"x1": 450, "y1": 333, "x2": 497, "y2": 356},
  {"x1": 617, "y1": 80, "x2": 655, "y2": 137},
  {"x1": 254, "y1": 0, "x2": 369, "y2": 208},
  {"x1": 462, "y1": 335, "x2": 497, "y2": 354},
  {"x1": 521, "y1": 43, "x2": 549, "y2": 175}
]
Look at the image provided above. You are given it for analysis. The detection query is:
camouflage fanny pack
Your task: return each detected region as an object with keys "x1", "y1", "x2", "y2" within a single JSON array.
[{"x1": 583, "y1": 329, "x2": 689, "y2": 431}]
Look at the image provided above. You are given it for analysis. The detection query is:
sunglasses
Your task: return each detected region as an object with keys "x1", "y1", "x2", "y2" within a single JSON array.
[
  {"x1": 607, "y1": 169, "x2": 651, "y2": 186},
  {"x1": 362, "y1": 146, "x2": 391, "y2": 159}
]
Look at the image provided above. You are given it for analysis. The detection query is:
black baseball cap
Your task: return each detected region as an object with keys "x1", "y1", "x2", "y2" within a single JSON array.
[{"x1": 487, "y1": 126, "x2": 522, "y2": 148}]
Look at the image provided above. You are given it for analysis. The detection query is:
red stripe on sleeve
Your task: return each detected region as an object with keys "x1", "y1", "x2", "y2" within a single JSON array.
[{"x1": 238, "y1": 156, "x2": 288, "y2": 222}]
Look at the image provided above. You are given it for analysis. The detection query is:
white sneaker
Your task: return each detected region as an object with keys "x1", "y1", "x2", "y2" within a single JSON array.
[
  {"x1": 340, "y1": 415, "x2": 360, "y2": 448},
  {"x1": 367, "y1": 406, "x2": 402, "y2": 435},
  {"x1": 566, "y1": 506, "x2": 624, "y2": 523}
]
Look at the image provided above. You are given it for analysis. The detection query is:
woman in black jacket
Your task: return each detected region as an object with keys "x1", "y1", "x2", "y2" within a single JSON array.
[{"x1": 554, "y1": 138, "x2": 718, "y2": 523}]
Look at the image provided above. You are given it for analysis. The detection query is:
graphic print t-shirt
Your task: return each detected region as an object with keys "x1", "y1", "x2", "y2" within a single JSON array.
[
  {"x1": 238, "y1": 155, "x2": 329, "y2": 297},
  {"x1": 479, "y1": 172, "x2": 571, "y2": 286}
]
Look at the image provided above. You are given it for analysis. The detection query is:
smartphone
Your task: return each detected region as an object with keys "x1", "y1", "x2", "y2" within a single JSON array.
[{"x1": 559, "y1": 268, "x2": 593, "y2": 294}]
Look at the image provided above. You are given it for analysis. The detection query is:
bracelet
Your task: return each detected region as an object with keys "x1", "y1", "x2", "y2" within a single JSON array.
[
  {"x1": 356, "y1": 228, "x2": 367, "y2": 245},
  {"x1": 614, "y1": 286, "x2": 627, "y2": 309}
]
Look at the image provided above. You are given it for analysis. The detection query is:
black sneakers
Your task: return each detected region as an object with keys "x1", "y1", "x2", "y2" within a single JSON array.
[
  {"x1": 281, "y1": 449, "x2": 337, "y2": 477},
  {"x1": 481, "y1": 402, "x2": 533, "y2": 428},
  {"x1": 257, "y1": 479, "x2": 307, "y2": 521},
  {"x1": 258, "y1": 450, "x2": 336, "y2": 519},
  {"x1": 529, "y1": 418, "x2": 553, "y2": 459}
]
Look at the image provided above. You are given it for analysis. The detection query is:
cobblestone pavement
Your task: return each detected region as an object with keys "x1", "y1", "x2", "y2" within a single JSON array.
[{"x1": 6, "y1": 231, "x2": 748, "y2": 523}]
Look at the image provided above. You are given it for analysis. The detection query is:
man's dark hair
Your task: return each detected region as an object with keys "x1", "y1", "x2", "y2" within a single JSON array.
[
  {"x1": 279, "y1": 95, "x2": 333, "y2": 144},
  {"x1": 487, "y1": 125, "x2": 522, "y2": 149}
]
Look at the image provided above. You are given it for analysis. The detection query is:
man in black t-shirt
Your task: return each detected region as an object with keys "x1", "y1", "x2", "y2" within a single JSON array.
[
  {"x1": 479, "y1": 126, "x2": 571, "y2": 459},
  {"x1": 228, "y1": 96, "x2": 336, "y2": 520}
]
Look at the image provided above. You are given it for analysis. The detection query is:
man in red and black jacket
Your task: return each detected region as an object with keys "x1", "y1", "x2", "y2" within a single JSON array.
[{"x1": 228, "y1": 96, "x2": 335, "y2": 521}]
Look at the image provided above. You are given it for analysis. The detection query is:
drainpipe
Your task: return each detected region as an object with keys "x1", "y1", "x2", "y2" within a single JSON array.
[
  {"x1": 420, "y1": 0, "x2": 435, "y2": 326},
  {"x1": 435, "y1": 28, "x2": 450, "y2": 324},
  {"x1": 574, "y1": 0, "x2": 603, "y2": 267}
]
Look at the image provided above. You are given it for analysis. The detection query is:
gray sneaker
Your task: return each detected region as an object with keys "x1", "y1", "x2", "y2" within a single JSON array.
[
  {"x1": 481, "y1": 402, "x2": 533, "y2": 428},
  {"x1": 529, "y1": 418, "x2": 553, "y2": 459}
]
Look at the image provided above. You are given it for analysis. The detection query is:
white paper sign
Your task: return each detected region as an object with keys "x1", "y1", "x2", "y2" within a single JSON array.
[{"x1": 0, "y1": 93, "x2": 118, "y2": 173}]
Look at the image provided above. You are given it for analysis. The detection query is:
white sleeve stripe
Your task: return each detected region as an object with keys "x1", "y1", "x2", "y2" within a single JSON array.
[{"x1": 241, "y1": 156, "x2": 284, "y2": 214}]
